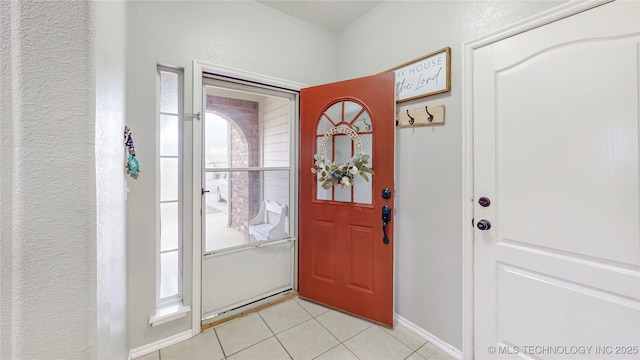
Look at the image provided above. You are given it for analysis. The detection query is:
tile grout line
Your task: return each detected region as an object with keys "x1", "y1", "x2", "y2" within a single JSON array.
[
  {"x1": 254, "y1": 309, "x2": 295, "y2": 359},
  {"x1": 309, "y1": 305, "x2": 375, "y2": 360},
  {"x1": 212, "y1": 326, "x2": 228, "y2": 360},
  {"x1": 260, "y1": 298, "x2": 315, "y2": 335},
  {"x1": 143, "y1": 296, "x2": 436, "y2": 360},
  {"x1": 294, "y1": 297, "x2": 329, "y2": 319},
  {"x1": 271, "y1": 333, "x2": 295, "y2": 359},
  {"x1": 382, "y1": 326, "x2": 428, "y2": 353},
  {"x1": 274, "y1": 302, "x2": 341, "y2": 360},
  {"x1": 256, "y1": 311, "x2": 278, "y2": 337},
  {"x1": 223, "y1": 313, "x2": 275, "y2": 358},
  {"x1": 403, "y1": 350, "x2": 419, "y2": 360}
]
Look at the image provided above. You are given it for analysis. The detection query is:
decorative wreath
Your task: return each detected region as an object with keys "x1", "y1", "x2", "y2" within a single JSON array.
[{"x1": 311, "y1": 125, "x2": 374, "y2": 189}]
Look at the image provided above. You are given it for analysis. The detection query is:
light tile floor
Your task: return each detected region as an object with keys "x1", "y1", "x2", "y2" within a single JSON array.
[{"x1": 135, "y1": 297, "x2": 456, "y2": 360}]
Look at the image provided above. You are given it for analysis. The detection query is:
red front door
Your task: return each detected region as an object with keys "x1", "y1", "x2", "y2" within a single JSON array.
[{"x1": 299, "y1": 72, "x2": 395, "y2": 326}]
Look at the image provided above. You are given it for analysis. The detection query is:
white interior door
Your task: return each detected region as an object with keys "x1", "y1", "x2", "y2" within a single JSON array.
[
  {"x1": 473, "y1": 1, "x2": 640, "y2": 357},
  {"x1": 197, "y1": 73, "x2": 299, "y2": 324}
]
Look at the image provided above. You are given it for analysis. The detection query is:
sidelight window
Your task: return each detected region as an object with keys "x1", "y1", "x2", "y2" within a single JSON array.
[{"x1": 157, "y1": 66, "x2": 183, "y2": 304}]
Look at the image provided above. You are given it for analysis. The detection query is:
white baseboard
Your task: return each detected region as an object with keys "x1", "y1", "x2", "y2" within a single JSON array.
[
  {"x1": 128, "y1": 329, "x2": 192, "y2": 360},
  {"x1": 395, "y1": 313, "x2": 463, "y2": 360}
]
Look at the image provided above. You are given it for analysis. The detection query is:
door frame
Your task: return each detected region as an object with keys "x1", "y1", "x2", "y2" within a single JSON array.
[
  {"x1": 460, "y1": 1, "x2": 612, "y2": 358},
  {"x1": 191, "y1": 60, "x2": 306, "y2": 336}
]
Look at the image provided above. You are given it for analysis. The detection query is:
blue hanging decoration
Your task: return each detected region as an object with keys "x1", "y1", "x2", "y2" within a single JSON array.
[
  {"x1": 124, "y1": 126, "x2": 140, "y2": 179},
  {"x1": 127, "y1": 150, "x2": 140, "y2": 177}
]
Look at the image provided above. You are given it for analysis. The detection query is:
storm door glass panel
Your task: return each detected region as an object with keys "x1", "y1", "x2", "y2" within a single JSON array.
[
  {"x1": 204, "y1": 112, "x2": 229, "y2": 169},
  {"x1": 204, "y1": 170, "x2": 290, "y2": 253},
  {"x1": 204, "y1": 87, "x2": 290, "y2": 170},
  {"x1": 203, "y1": 83, "x2": 294, "y2": 253},
  {"x1": 315, "y1": 100, "x2": 373, "y2": 204},
  {"x1": 262, "y1": 95, "x2": 291, "y2": 168}
]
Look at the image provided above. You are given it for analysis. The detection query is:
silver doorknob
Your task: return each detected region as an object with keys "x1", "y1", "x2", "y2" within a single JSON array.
[{"x1": 477, "y1": 219, "x2": 491, "y2": 231}]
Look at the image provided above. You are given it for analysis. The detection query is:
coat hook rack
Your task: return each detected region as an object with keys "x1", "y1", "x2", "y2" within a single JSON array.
[{"x1": 396, "y1": 105, "x2": 445, "y2": 128}]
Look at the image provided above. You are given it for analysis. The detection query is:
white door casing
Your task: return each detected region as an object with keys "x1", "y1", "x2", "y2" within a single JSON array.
[{"x1": 469, "y1": 1, "x2": 640, "y2": 358}]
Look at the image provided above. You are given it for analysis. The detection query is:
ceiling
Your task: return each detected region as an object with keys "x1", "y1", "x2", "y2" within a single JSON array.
[{"x1": 258, "y1": 1, "x2": 383, "y2": 32}]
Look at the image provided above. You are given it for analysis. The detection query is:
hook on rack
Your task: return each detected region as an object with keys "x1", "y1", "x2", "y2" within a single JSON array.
[
  {"x1": 425, "y1": 106, "x2": 434, "y2": 122},
  {"x1": 407, "y1": 109, "x2": 415, "y2": 125},
  {"x1": 396, "y1": 104, "x2": 444, "y2": 128}
]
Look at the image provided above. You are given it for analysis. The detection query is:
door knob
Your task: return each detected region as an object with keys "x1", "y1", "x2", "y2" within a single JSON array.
[
  {"x1": 478, "y1": 197, "x2": 491, "y2": 207},
  {"x1": 476, "y1": 219, "x2": 491, "y2": 231}
]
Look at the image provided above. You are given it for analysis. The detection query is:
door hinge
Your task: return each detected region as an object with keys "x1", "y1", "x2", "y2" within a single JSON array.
[{"x1": 185, "y1": 112, "x2": 201, "y2": 121}]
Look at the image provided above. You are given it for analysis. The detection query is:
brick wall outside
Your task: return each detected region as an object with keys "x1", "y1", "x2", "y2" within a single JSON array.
[{"x1": 206, "y1": 95, "x2": 261, "y2": 240}]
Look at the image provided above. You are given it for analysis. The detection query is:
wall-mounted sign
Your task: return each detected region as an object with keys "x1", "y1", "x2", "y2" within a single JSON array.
[{"x1": 389, "y1": 47, "x2": 451, "y2": 102}]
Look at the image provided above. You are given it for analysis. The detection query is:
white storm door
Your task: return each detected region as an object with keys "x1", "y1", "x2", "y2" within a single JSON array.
[
  {"x1": 473, "y1": 1, "x2": 640, "y2": 357},
  {"x1": 197, "y1": 72, "x2": 299, "y2": 324}
]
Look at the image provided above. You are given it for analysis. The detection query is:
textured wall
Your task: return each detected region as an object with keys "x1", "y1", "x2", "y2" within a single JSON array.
[
  {"x1": 0, "y1": 3, "x2": 12, "y2": 357},
  {"x1": 338, "y1": 0, "x2": 566, "y2": 350},
  {"x1": 95, "y1": 1, "x2": 128, "y2": 359},
  {"x1": 0, "y1": 1, "x2": 98, "y2": 358}
]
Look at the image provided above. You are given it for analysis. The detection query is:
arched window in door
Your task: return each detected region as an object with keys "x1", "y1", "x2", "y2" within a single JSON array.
[{"x1": 315, "y1": 100, "x2": 373, "y2": 204}]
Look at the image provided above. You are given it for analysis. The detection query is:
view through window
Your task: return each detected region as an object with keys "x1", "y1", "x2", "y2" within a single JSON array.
[{"x1": 203, "y1": 84, "x2": 293, "y2": 253}]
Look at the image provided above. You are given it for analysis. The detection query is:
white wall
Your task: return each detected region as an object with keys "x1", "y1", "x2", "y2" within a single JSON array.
[
  {"x1": 0, "y1": 1, "x2": 98, "y2": 358},
  {"x1": 126, "y1": 1, "x2": 338, "y2": 349},
  {"x1": 96, "y1": 1, "x2": 128, "y2": 359},
  {"x1": 338, "y1": 0, "x2": 565, "y2": 350},
  {"x1": 125, "y1": 0, "x2": 575, "y2": 353}
]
